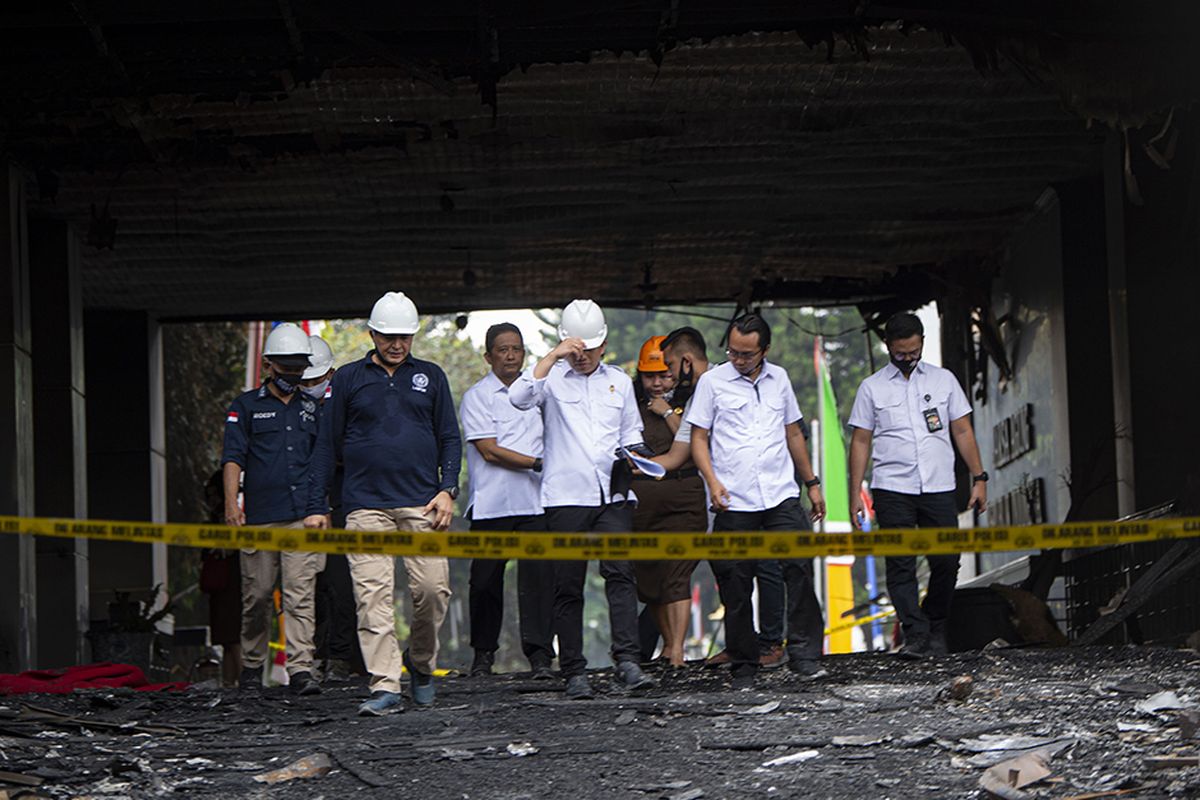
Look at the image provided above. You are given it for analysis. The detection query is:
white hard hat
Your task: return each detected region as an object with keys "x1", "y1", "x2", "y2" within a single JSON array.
[
  {"x1": 263, "y1": 322, "x2": 313, "y2": 358},
  {"x1": 558, "y1": 299, "x2": 608, "y2": 349},
  {"x1": 368, "y1": 292, "x2": 420, "y2": 335},
  {"x1": 303, "y1": 335, "x2": 334, "y2": 379}
]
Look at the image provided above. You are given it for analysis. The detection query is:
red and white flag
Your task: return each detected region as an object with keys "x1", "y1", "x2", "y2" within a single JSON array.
[{"x1": 226, "y1": 411, "x2": 240, "y2": 424}]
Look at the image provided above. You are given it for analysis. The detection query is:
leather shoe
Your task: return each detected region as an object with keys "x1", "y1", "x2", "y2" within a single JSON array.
[
  {"x1": 289, "y1": 671, "x2": 322, "y2": 696},
  {"x1": 615, "y1": 661, "x2": 656, "y2": 691},
  {"x1": 705, "y1": 649, "x2": 732, "y2": 668},
  {"x1": 897, "y1": 638, "x2": 931, "y2": 661},
  {"x1": 470, "y1": 650, "x2": 495, "y2": 677},
  {"x1": 529, "y1": 654, "x2": 556, "y2": 680},
  {"x1": 759, "y1": 644, "x2": 788, "y2": 670},
  {"x1": 564, "y1": 674, "x2": 593, "y2": 700}
]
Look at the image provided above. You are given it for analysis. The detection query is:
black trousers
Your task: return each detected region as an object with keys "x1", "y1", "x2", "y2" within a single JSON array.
[
  {"x1": 468, "y1": 514, "x2": 556, "y2": 663},
  {"x1": 544, "y1": 504, "x2": 640, "y2": 677},
  {"x1": 873, "y1": 489, "x2": 960, "y2": 645},
  {"x1": 753, "y1": 559, "x2": 785, "y2": 647},
  {"x1": 314, "y1": 554, "x2": 365, "y2": 669},
  {"x1": 711, "y1": 497, "x2": 824, "y2": 676}
]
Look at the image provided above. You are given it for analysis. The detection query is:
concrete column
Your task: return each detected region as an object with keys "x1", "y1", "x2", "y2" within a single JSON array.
[
  {"x1": 0, "y1": 165, "x2": 37, "y2": 671},
  {"x1": 85, "y1": 311, "x2": 169, "y2": 622},
  {"x1": 1104, "y1": 132, "x2": 1136, "y2": 516},
  {"x1": 29, "y1": 218, "x2": 89, "y2": 667}
]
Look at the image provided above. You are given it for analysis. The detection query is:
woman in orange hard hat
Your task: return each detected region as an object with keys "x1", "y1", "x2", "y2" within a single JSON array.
[{"x1": 630, "y1": 335, "x2": 706, "y2": 668}]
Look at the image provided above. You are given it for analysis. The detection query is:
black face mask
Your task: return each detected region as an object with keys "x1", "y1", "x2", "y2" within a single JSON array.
[
  {"x1": 670, "y1": 360, "x2": 696, "y2": 407},
  {"x1": 273, "y1": 374, "x2": 304, "y2": 394},
  {"x1": 891, "y1": 356, "x2": 920, "y2": 375}
]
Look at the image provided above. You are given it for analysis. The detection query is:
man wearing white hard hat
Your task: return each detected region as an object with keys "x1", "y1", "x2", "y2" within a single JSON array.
[
  {"x1": 300, "y1": 336, "x2": 366, "y2": 681},
  {"x1": 306, "y1": 292, "x2": 460, "y2": 717},
  {"x1": 220, "y1": 322, "x2": 325, "y2": 697},
  {"x1": 510, "y1": 299, "x2": 656, "y2": 699}
]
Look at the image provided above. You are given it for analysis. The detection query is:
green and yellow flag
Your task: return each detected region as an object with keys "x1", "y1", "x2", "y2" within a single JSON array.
[{"x1": 814, "y1": 337, "x2": 851, "y2": 532}]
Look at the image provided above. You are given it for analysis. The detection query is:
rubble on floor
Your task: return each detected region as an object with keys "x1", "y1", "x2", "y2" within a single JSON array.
[{"x1": 0, "y1": 646, "x2": 1197, "y2": 799}]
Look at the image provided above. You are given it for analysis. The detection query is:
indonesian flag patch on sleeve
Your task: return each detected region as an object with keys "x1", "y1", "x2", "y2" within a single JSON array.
[{"x1": 226, "y1": 411, "x2": 239, "y2": 424}]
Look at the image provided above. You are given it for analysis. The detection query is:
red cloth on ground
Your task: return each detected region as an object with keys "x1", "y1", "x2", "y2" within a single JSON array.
[{"x1": 0, "y1": 663, "x2": 188, "y2": 695}]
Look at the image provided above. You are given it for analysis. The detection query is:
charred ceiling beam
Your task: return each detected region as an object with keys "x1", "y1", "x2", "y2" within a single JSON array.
[
  {"x1": 476, "y1": 0, "x2": 499, "y2": 114},
  {"x1": 69, "y1": 0, "x2": 129, "y2": 83},
  {"x1": 277, "y1": 0, "x2": 306, "y2": 56},
  {"x1": 300, "y1": 5, "x2": 457, "y2": 96}
]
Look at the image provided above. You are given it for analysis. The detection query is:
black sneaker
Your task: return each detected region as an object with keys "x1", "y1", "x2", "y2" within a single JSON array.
[
  {"x1": 289, "y1": 671, "x2": 322, "y2": 696},
  {"x1": 237, "y1": 667, "x2": 261, "y2": 691},
  {"x1": 470, "y1": 650, "x2": 495, "y2": 677}
]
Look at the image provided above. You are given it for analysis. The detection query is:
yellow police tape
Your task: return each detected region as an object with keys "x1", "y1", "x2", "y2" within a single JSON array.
[
  {"x1": 2, "y1": 514, "x2": 1198, "y2": 561},
  {"x1": 825, "y1": 609, "x2": 894, "y2": 637}
]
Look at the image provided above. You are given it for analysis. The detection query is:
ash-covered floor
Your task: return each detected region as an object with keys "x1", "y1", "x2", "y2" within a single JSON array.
[{"x1": 2, "y1": 647, "x2": 1198, "y2": 799}]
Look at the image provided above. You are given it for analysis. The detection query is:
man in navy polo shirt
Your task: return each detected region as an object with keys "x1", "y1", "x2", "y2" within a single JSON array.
[
  {"x1": 221, "y1": 322, "x2": 325, "y2": 697},
  {"x1": 306, "y1": 292, "x2": 461, "y2": 717}
]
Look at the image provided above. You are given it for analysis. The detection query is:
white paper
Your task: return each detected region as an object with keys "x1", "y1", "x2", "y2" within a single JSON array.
[{"x1": 619, "y1": 447, "x2": 667, "y2": 479}]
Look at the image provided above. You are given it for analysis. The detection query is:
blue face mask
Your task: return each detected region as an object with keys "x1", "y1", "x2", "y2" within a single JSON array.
[{"x1": 273, "y1": 374, "x2": 303, "y2": 395}]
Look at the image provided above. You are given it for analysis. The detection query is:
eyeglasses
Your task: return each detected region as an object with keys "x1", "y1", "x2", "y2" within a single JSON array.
[{"x1": 725, "y1": 347, "x2": 762, "y2": 362}]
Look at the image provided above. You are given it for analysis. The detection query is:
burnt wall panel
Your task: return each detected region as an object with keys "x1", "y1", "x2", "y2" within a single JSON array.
[{"x1": 1125, "y1": 114, "x2": 1200, "y2": 509}]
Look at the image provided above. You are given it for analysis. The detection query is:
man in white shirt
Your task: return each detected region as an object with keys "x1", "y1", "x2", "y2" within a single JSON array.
[
  {"x1": 687, "y1": 313, "x2": 827, "y2": 683},
  {"x1": 849, "y1": 312, "x2": 987, "y2": 659},
  {"x1": 510, "y1": 299, "x2": 655, "y2": 699},
  {"x1": 461, "y1": 323, "x2": 555, "y2": 680}
]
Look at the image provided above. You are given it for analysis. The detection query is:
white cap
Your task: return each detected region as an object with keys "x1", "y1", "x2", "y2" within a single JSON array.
[
  {"x1": 302, "y1": 335, "x2": 334, "y2": 379},
  {"x1": 263, "y1": 322, "x2": 313, "y2": 359},
  {"x1": 558, "y1": 299, "x2": 608, "y2": 349},
  {"x1": 368, "y1": 292, "x2": 420, "y2": 335}
]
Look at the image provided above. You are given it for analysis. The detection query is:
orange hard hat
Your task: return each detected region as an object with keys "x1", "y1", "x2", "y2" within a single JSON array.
[{"x1": 637, "y1": 335, "x2": 669, "y2": 372}]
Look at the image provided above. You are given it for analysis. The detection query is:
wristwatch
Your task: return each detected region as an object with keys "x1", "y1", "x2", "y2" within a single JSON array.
[
  {"x1": 660, "y1": 407, "x2": 679, "y2": 419},
  {"x1": 444, "y1": 486, "x2": 460, "y2": 500},
  {"x1": 972, "y1": 471, "x2": 989, "y2": 483},
  {"x1": 804, "y1": 476, "x2": 822, "y2": 488},
  {"x1": 531, "y1": 457, "x2": 543, "y2": 473}
]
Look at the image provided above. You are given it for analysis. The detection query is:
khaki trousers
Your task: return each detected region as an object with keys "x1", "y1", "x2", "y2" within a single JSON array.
[
  {"x1": 239, "y1": 520, "x2": 325, "y2": 675},
  {"x1": 346, "y1": 507, "x2": 452, "y2": 694}
]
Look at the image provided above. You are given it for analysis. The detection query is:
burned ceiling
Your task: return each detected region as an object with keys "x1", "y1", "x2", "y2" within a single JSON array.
[{"x1": 1, "y1": 2, "x2": 1194, "y2": 320}]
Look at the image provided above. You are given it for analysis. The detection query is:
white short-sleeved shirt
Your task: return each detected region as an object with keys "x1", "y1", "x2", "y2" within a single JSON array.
[
  {"x1": 461, "y1": 371, "x2": 544, "y2": 520},
  {"x1": 509, "y1": 360, "x2": 643, "y2": 508},
  {"x1": 848, "y1": 360, "x2": 972, "y2": 495},
  {"x1": 674, "y1": 395, "x2": 695, "y2": 444},
  {"x1": 685, "y1": 360, "x2": 803, "y2": 512}
]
